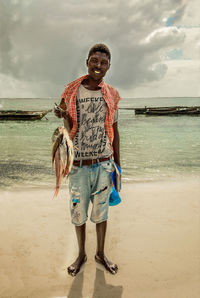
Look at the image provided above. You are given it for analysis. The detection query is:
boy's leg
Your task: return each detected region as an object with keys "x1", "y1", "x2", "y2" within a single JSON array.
[
  {"x1": 95, "y1": 220, "x2": 118, "y2": 274},
  {"x1": 68, "y1": 223, "x2": 87, "y2": 276},
  {"x1": 68, "y1": 166, "x2": 90, "y2": 276},
  {"x1": 90, "y1": 161, "x2": 118, "y2": 274}
]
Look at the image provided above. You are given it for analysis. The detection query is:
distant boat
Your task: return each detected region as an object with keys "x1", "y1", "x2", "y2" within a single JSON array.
[
  {"x1": 132, "y1": 106, "x2": 200, "y2": 116},
  {"x1": 0, "y1": 109, "x2": 52, "y2": 120}
]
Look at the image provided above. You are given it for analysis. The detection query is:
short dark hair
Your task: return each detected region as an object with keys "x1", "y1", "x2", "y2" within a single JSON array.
[{"x1": 88, "y1": 43, "x2": 111, "y2": 61}]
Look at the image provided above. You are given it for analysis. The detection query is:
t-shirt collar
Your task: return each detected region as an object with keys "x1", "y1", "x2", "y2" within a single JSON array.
[{"x1": 80, "y1": 74, "x2": 105, "y2": 88}]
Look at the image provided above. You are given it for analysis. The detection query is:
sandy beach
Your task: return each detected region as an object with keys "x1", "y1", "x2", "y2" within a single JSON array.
[{"x1": 0, "y1": 180, "x2": 199, "y2": 298}]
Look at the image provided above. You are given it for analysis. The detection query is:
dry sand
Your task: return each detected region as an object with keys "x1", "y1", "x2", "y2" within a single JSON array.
[{"x1": 0, "y1": 180, "x2": 199, "y2": 298}]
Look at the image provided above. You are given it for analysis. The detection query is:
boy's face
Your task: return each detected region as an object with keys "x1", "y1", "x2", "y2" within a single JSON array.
[{"x1": 87, "y1": 51, "x2": 110, "y2": 82}]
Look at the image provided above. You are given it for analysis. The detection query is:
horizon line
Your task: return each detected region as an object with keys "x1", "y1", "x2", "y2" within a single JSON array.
[{"x1": 0, "y1": 96, "x2": 200, "y2": 100}]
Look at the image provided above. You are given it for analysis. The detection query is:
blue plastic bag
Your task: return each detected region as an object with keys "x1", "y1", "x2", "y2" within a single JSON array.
[
  {"x1": 111, "y1": 162, "x2": 122, "y2": 192},
  {"x1": 109, "y1": 187, "x2": 122, "y2": 206},
  {"x1": 109, "y1": 162, "x2": 122, "y2": 206}
]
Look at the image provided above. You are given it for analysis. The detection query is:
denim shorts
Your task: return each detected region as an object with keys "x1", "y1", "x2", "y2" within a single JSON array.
[{"x1": 68, "y1": 160, "x2": 113, "y2": 226}]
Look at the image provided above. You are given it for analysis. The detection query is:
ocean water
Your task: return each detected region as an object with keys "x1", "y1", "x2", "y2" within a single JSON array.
[{"x1": 0, "y1": 97, "x2": 200, "y2": 189}]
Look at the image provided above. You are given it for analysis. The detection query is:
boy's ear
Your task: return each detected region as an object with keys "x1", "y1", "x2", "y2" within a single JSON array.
[{"x1": 86, "y1": 59, "x2": 88, "y2": 66}]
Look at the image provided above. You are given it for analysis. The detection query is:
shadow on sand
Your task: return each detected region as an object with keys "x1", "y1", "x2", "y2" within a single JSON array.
[
  {"x1": 68, "y1": 271, "x2": 84, "y2": 298},
  {"x1": 68, "y1": 268, "x2": 123, "y2": 298}
]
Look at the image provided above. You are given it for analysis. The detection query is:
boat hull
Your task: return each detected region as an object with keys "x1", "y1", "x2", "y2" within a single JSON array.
[
  {"x1": 0, "y1": 110, "x2": 52, "y2": 121},
  {"x1": 134, "y1": 106, "x2": 200, "y2": 116}
]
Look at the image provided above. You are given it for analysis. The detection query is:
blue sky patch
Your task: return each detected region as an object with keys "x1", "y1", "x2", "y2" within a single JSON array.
[
  {"x1": 165, "y1": 16, "x2": 175, "y2": 27},
  {"x1": 166, "y1": 48, "x2": 183, "y2": 60}
]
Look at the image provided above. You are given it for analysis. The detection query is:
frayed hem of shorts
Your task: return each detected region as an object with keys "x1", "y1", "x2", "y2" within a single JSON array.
[
  {"x1": 90, "y1": 217, "x2": 108, "y2": 224},
  {"x1": 71, "y1": 219, "x2": 87, "y2": 226}
]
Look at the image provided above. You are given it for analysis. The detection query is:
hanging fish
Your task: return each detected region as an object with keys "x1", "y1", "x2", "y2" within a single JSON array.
[{"x1": 52, "y1": 125, "x2": 74, "y2": 196}]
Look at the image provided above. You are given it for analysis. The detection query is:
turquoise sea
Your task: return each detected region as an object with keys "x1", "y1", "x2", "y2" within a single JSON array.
[{"x1": 0, "y1": 97, "x2": 200, "y2": 189}]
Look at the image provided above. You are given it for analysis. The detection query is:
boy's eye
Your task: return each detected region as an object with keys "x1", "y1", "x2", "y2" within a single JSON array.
[
  {"x1": 90, "y1": 59, "x2": 98, "y2": 63},
  {"x1": 101, "y1": 61, "x2": 109, "y2": 66},
  {"x1": 90, "y1": 59, "x2": 109, "y2": 66}
]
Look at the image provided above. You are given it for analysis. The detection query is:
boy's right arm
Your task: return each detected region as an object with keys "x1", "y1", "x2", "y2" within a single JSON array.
[{"x1": 54, "y1": 98, "x2": 66, "y2": 118}]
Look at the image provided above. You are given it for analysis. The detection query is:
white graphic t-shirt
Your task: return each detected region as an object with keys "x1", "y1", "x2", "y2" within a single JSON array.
[{"x1": 73, "y1": 84, "x2": 118, "y2": 160}]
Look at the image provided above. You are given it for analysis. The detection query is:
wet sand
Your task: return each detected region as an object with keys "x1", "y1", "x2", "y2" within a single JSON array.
[{"x1": 0, "y1": 180, "x2": 199, "y2": 298}]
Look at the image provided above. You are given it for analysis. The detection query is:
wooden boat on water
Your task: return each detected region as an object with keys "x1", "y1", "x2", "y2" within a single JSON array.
[
  {"x1": 133, "y1": 106, "x2": 200, "y2": 116},
  {"x1": 0, "y1": 109, "x2": 52, "y2": 121}
]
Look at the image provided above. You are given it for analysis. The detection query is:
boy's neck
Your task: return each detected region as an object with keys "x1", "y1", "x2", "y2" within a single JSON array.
[{"x1": 81, "y1": 76, "x2": 102, "y2": 91}]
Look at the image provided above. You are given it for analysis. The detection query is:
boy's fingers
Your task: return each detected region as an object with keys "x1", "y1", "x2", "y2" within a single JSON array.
[{"x1": 54, "y1": 109, "x2": 62, "y2": 118}]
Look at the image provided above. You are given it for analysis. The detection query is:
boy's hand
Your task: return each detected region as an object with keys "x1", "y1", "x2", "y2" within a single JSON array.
[
  {"x1": 54, "y1": 104, "x2": 65, "y2": 118},
  {"x1": 54, "y1": 99, "x2": 67, "y2": 118}
]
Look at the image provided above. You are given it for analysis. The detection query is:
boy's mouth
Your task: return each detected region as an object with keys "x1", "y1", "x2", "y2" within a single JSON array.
[{"x1": 94, "y1": 70, "x2": 101, "y2": 74}]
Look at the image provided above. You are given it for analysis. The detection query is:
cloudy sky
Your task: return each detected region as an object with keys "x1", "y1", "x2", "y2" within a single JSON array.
[{"x1": 0, "y1": 0, "x2": 199, "y2": 98}]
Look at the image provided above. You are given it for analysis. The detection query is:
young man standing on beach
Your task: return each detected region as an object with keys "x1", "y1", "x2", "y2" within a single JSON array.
[{"x1": 55, "y1": 43, "x2": 121, "y2": 276}]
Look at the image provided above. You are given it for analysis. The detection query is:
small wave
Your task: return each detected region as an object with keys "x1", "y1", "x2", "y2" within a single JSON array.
[{"x1": 122, "y1": 176, "x2": 159, "y2": 183}]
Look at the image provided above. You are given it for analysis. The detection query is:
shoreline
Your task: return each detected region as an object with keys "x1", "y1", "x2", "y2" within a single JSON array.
[
  {"x1": 0, "y1": 180, "x2": 200, "y2": 297},
  {"x1": 1, "y1": 173, "x2": 200, "y2": 192}
]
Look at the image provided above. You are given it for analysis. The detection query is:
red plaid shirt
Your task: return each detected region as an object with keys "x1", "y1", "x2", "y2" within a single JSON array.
[{"x1": 61, "y1": 74, "x2": 121, "y2": 146}]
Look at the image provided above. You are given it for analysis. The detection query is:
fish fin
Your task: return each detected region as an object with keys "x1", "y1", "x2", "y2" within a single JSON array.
[{"x1": 53, "y1": 187, "x2": 60, "y2": 197}]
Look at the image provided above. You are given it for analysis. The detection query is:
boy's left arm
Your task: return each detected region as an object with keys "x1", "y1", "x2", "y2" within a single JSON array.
[{"x1": 112, "y1": 121, "x2": 120, "y2": 167}]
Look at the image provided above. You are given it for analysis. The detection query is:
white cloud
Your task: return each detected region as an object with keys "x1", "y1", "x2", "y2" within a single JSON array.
[
  {"x1": 179, "y1": 0, "x2": 200, "y2": 26},
  {"x1": 180, "y1": 27, "x2": 200, "y2": 59},
  {"x1": 128, "y1": 60, "x2": 200, "y2": 97},
  {"x1": 0, "y1": 0, "x2": 199, "y2": 97},
  {"x1": 0, "y1": 73, "x2": 35, "y2": 98},
  {"x1": 0, "y1": 73, "x2": 59, "y2": 98},
  {"x1": 141, "y1": 27, "x2": 185, "y2": 47}
]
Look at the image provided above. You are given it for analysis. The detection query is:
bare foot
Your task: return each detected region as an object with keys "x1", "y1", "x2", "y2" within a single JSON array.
[
  {"x1": 95, "y1": 253, "x2": 118, "y2": 274},
  {"x1": 68, "y1": 254, "x2": 87, "y2": 277}
]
